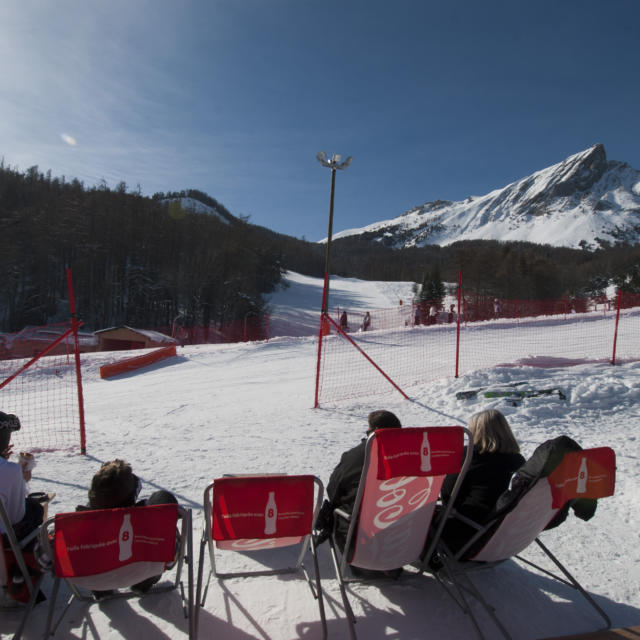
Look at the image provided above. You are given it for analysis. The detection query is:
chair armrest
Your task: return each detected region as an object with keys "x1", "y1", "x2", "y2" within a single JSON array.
[
  {"x1": 18, "y1": 526, "x2": 41, "y2": 550},
  {"x1": 34, "y1": 517, "x2": 55, "y2": 572}
]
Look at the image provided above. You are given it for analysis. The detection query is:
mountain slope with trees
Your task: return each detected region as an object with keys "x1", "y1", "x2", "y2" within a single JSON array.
[
  {"x1": 0, "y1": 165, "x2": 287, "y2": 331},
  {"x1": 2, "y1": 161, "x2": 640, "y2": 333}
]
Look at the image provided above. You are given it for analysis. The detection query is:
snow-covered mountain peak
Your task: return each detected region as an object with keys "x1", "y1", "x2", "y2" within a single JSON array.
[{"x1": 330, "y1": 144, "x2": 640, "y2": 250}]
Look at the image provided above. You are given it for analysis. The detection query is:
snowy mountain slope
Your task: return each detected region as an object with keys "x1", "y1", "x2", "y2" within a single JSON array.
[
  {"x1": 266, "y1": 271, "x2": 416, "y2": 337},
  {"x1": 5, "y1": 273, "x2": 640, "y2": 639},
  {"x1": 162, "y1": 196, "x2": 232, "y2": 223},
  {"x1": 330, "y1": 144, "x2": 640, "y2": 249}
]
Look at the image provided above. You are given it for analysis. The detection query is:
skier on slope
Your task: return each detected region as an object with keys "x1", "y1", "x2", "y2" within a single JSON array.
[{"x1": 340, "y1": 310, "x2": 349, "y2": 332}]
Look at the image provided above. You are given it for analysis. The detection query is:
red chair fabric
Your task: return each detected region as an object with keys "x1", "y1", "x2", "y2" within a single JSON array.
[
  {"x1": 211, "y1": 475, "x2": 314, "y2": 549},
  {"x1": 52, "y1": 504, "x2": 177, "y2": 578}
]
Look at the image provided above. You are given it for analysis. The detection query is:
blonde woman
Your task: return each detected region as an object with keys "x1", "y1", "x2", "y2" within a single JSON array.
[{"x1": 439, "y1": 409, "x2": 525, "y2": 553}]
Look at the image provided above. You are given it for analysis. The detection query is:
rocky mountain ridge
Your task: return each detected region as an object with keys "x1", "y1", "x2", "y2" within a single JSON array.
[{"x1": 330, "y1": 144, "x2": 640, "y2": 250}]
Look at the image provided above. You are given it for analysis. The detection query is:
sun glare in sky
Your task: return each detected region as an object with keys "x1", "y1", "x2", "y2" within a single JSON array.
[{"x1": 60, "y1": 133, "x2": 77, "y2": 147}]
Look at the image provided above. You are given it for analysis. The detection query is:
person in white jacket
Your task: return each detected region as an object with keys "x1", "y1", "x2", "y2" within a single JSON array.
[{"x1": 0, "y1": 412, "x2": 43, "y2": 540}]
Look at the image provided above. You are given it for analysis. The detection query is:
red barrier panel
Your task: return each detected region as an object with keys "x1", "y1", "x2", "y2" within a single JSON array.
[{"x1": 100, "y1": 345, "x2": 177, "y2": 379}]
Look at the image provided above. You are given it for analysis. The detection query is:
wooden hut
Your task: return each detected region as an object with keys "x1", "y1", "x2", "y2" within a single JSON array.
[{"x1": 94, "y1": 326, "x2": 176, "y2": 352}]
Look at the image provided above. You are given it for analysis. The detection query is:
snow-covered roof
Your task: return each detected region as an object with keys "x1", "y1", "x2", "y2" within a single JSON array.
[{"x1": 94, "y1": 326, "x2": 176, "y2": 343}]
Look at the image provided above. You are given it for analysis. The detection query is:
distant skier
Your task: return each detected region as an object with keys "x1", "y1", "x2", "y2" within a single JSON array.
[
  {"x1": 340, "y1": 310, "x2": 349, "y2": 332},
  {"x1": 362, "y1": 311, "x2": 371, "y2": 332},
  {"x1": 447, "y1": 304, "x2": 455, "y2": 323}
]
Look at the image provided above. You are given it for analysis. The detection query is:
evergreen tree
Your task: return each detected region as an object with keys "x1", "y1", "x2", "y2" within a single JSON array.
[{"x1": 418, "y1": 267, "x2": 445, "y2": 304}]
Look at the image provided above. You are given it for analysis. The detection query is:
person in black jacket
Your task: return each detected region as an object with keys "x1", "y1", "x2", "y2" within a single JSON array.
[
  {"x1": 439, "y1": 409, "x2": 525, "y2": 555},
  {"x1": 315, "y1": 410, "x2": 402, "y2": 554}
]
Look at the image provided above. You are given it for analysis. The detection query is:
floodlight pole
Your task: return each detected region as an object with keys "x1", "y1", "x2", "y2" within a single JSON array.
[
  {"x1": 316, "y1": 152, "x2": 352, "y2": 316},
  {"x1": 321, "y1": 167, "x2": 337, "y2": 316},
  {"x1": 314, "y1": 152, "x2": 352, "y2": 408}
]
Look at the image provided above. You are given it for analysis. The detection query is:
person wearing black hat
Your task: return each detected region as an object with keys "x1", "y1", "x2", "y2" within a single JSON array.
[{"x1": 0, "y1": 411, "x2": 44, "y2": 540}]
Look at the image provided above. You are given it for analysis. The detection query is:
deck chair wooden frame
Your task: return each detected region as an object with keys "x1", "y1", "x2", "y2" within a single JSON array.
[
  {"x1": 328, "y1": 426, "x2": 473, "y2": 640},
  {"x1": 433, "y1": 446, "x2": 616, "y2": 640},
  {"x1": 195, "y1": 474, "x2": 327, "y2": 639},
  {"x1": 1, "y1": 500, "x2": 45, "y2": 640},
  {"x1": 38, "y1": 503, "x2": 194, "y2": 639}
]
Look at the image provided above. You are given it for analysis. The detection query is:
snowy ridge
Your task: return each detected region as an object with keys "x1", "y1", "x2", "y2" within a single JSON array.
[
  {"x1": 162, "y1": 196, "x2": 231, "y2": 223},
  {"x1": 330, "y1": 144, "x2": 640, "y2": 249}
]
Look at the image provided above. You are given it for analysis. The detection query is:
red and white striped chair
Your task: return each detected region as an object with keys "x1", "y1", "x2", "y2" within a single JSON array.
[
  {"x1": 329, "y1": 426, "x2": 473, "y2": 639},
  {"x1": 196, "y1": 474, "x2": 327, "y2": 638}
]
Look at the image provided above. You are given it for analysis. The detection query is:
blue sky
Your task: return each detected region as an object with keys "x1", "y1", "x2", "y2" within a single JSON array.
[{"x1": 1, "y1": 0, "x2": 639, "y2": 241}]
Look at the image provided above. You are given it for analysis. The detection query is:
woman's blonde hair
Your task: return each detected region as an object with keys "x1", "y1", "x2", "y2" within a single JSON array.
[{"x1": 468, "y1": 409, "x2": 520, "y2": 454}]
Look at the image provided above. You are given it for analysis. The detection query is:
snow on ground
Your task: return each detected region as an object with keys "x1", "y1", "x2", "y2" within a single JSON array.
[{"x1": 3, "y1": 272, "x2": 640, "y2": 639}]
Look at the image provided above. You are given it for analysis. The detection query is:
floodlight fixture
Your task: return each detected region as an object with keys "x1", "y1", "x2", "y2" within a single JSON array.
[{"x1": 316, "y1": 151, "x2": 353, "y2": 171}]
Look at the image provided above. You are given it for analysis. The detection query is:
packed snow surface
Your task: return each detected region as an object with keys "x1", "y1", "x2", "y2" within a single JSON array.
[{"x1": 4, "y1": 272, "x2": 640, "y2": 639}]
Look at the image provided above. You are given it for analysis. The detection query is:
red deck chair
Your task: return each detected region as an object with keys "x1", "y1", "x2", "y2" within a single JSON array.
[
  {"x1": 434, "y1": 447, "x2": 616, "y2": 640},
  {"x1": 328, "y1": 426, "x2": 473, "y2": 639},
  {"x1": 1, "y1": 500, "x2": 45, "y2": 640},
  {"x1": 37, "y1": 503, "x2": 194, "y2": 639},
  {"x1": 195, "y1": 474, "x2": 327, "y2": 639}
]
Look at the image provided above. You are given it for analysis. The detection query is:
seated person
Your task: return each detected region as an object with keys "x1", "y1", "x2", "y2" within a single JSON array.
[
  {"x1": 1, "y1": 412, "x2": 47, "y2": 602},
  {"x1": 79, "y1": 459, "x2": 177, "y2": 596},
  {"x1": 0, "y1": 412, "x2": 44, "y2": 542},
  {"x1": 438, "y1": 409, "x2": 525, "y2": 555},
  {"x1": 315, "y1": 410, "x2": 402, "y2": 577}
]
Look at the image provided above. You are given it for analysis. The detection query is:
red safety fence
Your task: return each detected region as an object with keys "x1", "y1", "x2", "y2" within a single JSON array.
[
  {"x1": 0, "y1": 270, "x2": 87, "y2": 452},
  {"x1": 0, "y1": 327, "x2": 87, "y2": 452},
  {"x1": 316, "y1": 291, "x2": 640, "y2": 405},
  {"x1": 158, "y1": 316, "x2": 269, "y2": 346},
  {"x1": 0, "y1": 317, "x2": 269, "y2": 362},
  {"x1": 0, "y1": 323, "x2": 97, "y2": 361},
  {"x1": 0, "y1": 311, "x2": 268, "y2": 452}
]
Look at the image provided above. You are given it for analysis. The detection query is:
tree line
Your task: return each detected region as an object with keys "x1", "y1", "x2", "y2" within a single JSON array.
[
  {"x1": 0, "y1": 165, "x2": 285, "y2": 332},
  {"x1": 327, "y1": 235, "x2": 640, "y2": 301},
  {"x1": 2, "y1": 161, "x2": 640, "y2": 333}
]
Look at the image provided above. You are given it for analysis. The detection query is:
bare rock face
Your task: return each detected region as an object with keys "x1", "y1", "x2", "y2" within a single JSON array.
[{"x1": 533, "y1": 143, "x2": 608, "y2": 202}]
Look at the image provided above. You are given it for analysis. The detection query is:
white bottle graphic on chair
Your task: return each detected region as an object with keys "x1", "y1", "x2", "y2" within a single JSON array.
[
  {"x1": 577, "y1": 457, "x2": 588, "y2": 494},
  {"x1": 420, "y1": 432, "x2": 432, "y2": 472},
  {"x1": 264, "y1": 491, "x2": 277, "y2": 535},
  {"x1": 119, "y1": 513, "x2": 133, "y2": 561}
]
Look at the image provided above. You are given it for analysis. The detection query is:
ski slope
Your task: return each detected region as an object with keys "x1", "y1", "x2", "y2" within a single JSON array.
[{"x1": 3, "y1": 272, "x2": 640, "y2": 639}]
